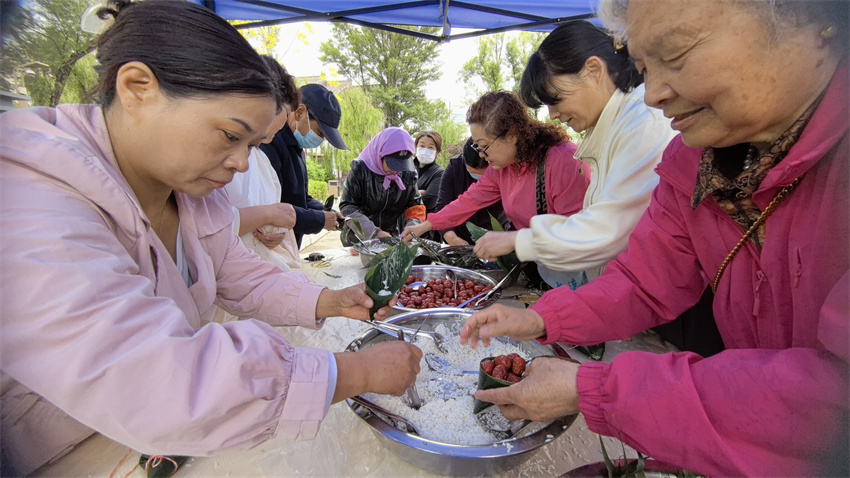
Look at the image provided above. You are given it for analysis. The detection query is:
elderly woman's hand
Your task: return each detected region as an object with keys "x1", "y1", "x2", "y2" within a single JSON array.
[
  {"x1": 473, "y1": 231, "x2": 518, "y2": 262},
  {"x1": 460, "y1": 304, "x2": 547, "y2": 348},
  {"x1": 315, "y1": 283, "x2": 397, "y2": 321},
  {"x1": 473, "y1": 357, "x2": 580, "y2": 422},
  {"x1": 400, "y1": 221, "x2": 433, "y2": 243}
]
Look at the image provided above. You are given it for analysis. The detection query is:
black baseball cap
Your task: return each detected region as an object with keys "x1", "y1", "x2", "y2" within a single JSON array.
[
  {"x1": 300, "y1": 84, "x2": 347, "y2": 150},
  {"x1": 383, "y1": 149, "x2": 415, "y2": 172}
]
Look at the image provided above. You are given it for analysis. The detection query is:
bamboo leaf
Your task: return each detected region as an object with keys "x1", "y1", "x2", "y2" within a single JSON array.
[
  {"x1": 600, "y1": 436, "x2": 616, "y2": 478},
  {"x1": 575, "y1": 343, "x2": 606, "y2": 361},
  {"x1": 364, "y1": 242, "x2": 417, "y2": 320},
  {"x1": 465, "y1": 219, "x2": 522, "y2": 278}
]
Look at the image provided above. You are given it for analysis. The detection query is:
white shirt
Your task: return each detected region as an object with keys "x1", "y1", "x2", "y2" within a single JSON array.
[{"x1": 515, "y1": 85, "x2": 677, "y2": 285}]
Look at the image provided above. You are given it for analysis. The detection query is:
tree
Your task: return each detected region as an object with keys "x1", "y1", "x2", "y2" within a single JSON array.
[
  {"x1": 231, "y1": 23, "x2": 280, "y2": 56},
  {"x1": 1, "y1": 0, "x2": 98, "y2": 106},
  {"x1": 319, "y1": 24, "x2": 442, "y2": 128},
  {"x1": 458, "y1": 31, "x2": 545, "y2": 96},
  {"x1": 331, "y1": 87, "x2": 385, "y2": 176}
]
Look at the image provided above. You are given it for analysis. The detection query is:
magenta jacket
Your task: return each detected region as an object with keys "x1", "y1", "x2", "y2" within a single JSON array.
[
  {"x1": 531, "y1": 66, "x2": 849, "y2": 476},
  {"x1": 427, "y1": 141, "x2": 588, "y2": 230},
  {"x1": 0, "y1": 105, "x2": 335, "y2": 475}
]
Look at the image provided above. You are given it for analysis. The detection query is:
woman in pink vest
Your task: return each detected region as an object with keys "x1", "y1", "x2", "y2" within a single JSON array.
[{"x1": 0, "y1": 2, "x2": 420, "y2": 476}]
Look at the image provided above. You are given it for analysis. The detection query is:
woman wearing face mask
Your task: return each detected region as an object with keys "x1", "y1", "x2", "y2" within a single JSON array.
[
  {"x1": 339, "y1": 127, "x2": 426, "y2": 244},
  {"x1": 0, "y1": 3, "x2": 421, "y2": 476},
  {"x1": 259, "y1": 83, "x2": 347, "y2": 248},
  {"x1": 413, "y1": 130, "x2": 445, "y2": 214},
  {"x1": 435, "y1": 137, "x2": 511, "y2": 246},
  {"x1": 401, "y1": 91, "x2": 589, "y2": 287},
  {"x1": 461, "y1": 0, "x2": 848, "y2": 475}
]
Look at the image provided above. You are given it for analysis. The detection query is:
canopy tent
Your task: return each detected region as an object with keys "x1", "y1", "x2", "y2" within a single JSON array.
[{"x1": 193, "y1": 1, "x2": 600, "y2": 42}]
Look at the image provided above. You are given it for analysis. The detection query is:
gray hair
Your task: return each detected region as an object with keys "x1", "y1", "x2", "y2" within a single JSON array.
[{"x1": 597, "y1": 0, "x2": 847, "y2": 52}]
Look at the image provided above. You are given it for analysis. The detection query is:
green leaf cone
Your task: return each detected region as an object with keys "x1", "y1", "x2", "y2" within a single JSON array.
[{"x1": 364, "y1": 242, "x2": 418, "y2": 320}]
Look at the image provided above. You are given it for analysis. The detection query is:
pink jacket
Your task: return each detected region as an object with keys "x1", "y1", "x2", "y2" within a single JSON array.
[
  {"x1": 531, "y1": 66, "x2": 849, "y2": 476},
  {"x1": 427, "y1": 142, "x2": 588, "y2": 230},
  {"x1": 0, "y1": 105, "x2": 333, "y2": 475}
]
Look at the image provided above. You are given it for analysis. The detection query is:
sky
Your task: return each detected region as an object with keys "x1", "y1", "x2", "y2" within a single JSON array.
[{"x1": 272, "y1": 22, "x2": 487, "y2": 120}]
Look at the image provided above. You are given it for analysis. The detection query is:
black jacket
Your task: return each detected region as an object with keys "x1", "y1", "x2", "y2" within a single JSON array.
[
  {"x1": 435, "y1": 154, "x2": 511, "y2": 244},
  {"x1": 340, "y1": 159, "x2": 422, "y2": 239},
  {"x1": 415, "y1": 161, "x2": 445, "y2": 213},
  {"x1": 259, "y1": 124, "x2": 325, "y2": 247}
]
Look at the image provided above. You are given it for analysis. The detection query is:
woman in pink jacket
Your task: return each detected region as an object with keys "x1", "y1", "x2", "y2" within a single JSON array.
[
  {"x1": 0, "y1": 2, "x2": 420, "y2": 476},
  {"x1": 460, "y1": 0, "x2": 848, "y2": 475},
  {"x1": 402, "y1": 91, "x2": 589, "y2": 285}
]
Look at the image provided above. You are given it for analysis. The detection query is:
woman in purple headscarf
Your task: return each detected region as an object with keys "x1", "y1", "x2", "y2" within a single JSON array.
[{"x1": 339, "y1": 127, "x2": 427, "y2": 245}]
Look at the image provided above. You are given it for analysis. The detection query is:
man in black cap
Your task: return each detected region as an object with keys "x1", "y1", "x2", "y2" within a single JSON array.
[{"x1": 260, "y1": 84, "x2": 347, "y2": 248}]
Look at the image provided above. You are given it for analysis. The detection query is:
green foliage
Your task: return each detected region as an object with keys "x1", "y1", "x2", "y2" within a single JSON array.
[
  {"x1": 319, "y1": 24, "x2": 442, "y2": 127},
  {"x1": 459, "y1": 32, "x2": 545, "y2": 96},
  {"x1": 335, "y1": 87, "x2": 385, "y2": 174},
  {"x1": 1, "y1": 0, "x2": 98, "y2": 106},
  {"x1": 307, "y1": 179, "x2": 328, "y2": 202},
  {"x1": 59, "y1": 53, "x2": 99, "y2": 104},
  {"x1": 306, "y1": 158, "x2": 332, "y2": 181},
  {"x1": 231, "y1": 23, "x2": 280, "y2": 56}
]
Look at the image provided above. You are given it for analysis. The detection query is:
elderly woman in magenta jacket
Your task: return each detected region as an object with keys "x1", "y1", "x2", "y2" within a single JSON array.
[
  {"x1": 401, "y1": 91, "x2": 590, "y2": 278},
  {"x1": 460, "y1": 1, "x2": 849, "y2": 476}
]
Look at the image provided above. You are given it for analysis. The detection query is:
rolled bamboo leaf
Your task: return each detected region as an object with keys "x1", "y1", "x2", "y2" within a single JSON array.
[
  {"x1": 574, "y1": 343, "x2": 606, "y2": 361},
  {"x1": 364, "y1": 242, "x2": 417, "y2": 321},
  {"x1": 465, "y1": 219, "x2": 522, "y2": 279}
]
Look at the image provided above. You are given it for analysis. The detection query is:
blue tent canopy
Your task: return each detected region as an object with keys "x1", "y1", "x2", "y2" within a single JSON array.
[{"x1": 193, "y1": 1, "x2": 600, "y2": 42}]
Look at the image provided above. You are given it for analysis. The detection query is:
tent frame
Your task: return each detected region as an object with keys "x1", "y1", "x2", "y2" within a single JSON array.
[{"x1": 204, "y1": 0, "x2": 594, "y2": 42}]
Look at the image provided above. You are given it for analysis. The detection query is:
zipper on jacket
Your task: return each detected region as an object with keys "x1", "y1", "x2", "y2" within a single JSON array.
[
  {"x1": 753, "y1": 270, "x2": 766, "y2": 316},
  {"x1": 793, "y1": 248, "x2": 803, "y2": 288}
]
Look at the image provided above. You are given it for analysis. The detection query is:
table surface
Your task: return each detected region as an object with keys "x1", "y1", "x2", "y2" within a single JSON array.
[{"x1": 36, "y1": 248, "x2": 676, "y2": 477}]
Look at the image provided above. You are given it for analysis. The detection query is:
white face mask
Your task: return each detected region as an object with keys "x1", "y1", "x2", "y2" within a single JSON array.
[{"x1": 416, "y1": 148, "x2": 436, "y2": 165}]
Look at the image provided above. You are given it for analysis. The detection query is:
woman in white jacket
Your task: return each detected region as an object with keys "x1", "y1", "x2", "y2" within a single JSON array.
[{"x1": 473, "y1": 20, "x2": 676, "y2": 289}]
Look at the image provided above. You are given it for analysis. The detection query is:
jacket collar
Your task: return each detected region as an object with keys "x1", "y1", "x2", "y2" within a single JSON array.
[{"x1": 575, "y1": 86, "x2": 640, "y2": 161}]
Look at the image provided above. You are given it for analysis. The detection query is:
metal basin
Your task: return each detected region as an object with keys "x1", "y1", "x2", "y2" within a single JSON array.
[
  {"x1": 393, "y1": 265, "x2": 501, "y2": 313},
  {"x1": 344, "y1": 309, "x2": 576, "y2": 476},
  {"x1": 352, "y1": 237, "x2": 441, "y2": 267}
]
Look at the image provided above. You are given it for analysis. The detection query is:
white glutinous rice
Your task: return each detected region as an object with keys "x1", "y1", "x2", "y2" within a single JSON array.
[{"x1": 361, "y1": 323, "x2": 530, "y2": 446}]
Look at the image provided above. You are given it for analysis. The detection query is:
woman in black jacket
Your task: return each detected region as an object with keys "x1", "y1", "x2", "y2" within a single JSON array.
[
  {"x1": 340, "y1": 127, "x2": 426, "y2": 245},
  {"x1": 413, "y1": 130, "x2": 445, "y2": 214}
]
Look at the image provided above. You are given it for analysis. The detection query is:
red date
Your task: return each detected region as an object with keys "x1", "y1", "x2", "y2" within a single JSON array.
[
  {"x1": 481, "y1": 359, "x2": 495, "y2": 375},
  {"x1": 492, "y1": 364, "x2": 508, "y2": 380}
]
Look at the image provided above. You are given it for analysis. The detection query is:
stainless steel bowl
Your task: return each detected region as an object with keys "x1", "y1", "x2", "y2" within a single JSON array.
[
  {"x1": 393, "y1": 265, "x2": 501, "y2": 312},
  {"x1": 353, "y1": 237, "x2": 442, "y2": 267},
  {"x1": 344, "y1": 309, "x2": 576, "y2": 476},
  {"x1": 352, "y1": 237, "x2": 397, "y2": 267}
]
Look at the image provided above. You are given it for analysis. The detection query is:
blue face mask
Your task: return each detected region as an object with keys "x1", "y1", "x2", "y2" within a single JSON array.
[
  {"x1": 294, "y1": 111, "x2": 325, "y2": 149},
  {"x1": 468, "y1": 172, "x2": 482, "y2": 180}
]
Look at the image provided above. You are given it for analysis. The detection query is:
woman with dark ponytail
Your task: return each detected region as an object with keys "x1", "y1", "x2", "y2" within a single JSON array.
[
  {"x1": 0, "y1": 2, "x2": 420, "y2": 476},
  {"x1": 498, "y1": 20, "x2": 677, "y2": 290}
]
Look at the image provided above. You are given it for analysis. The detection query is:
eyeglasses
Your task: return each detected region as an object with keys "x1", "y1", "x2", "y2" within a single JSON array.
[{"x1": 471, "y1": 135, "x2": 503, "y2": 156}]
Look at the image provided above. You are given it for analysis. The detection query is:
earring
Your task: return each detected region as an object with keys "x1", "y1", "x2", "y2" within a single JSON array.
[{"x1": 821, "y1": 26, "x2": 836, "y2": 40}]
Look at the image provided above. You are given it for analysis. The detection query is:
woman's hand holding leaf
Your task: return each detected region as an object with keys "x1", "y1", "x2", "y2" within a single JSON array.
[
  {"x1": 473, "y1": 230, "x2": 519, "y2": 261},
  {"x1": 316, "y1": 284, "x2": 397, "y2": 321}
]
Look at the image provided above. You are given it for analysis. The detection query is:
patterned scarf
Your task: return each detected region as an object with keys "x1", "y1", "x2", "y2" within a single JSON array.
[{"x1": 691, "y1": 95, "x2": 823, "y2": 246}]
